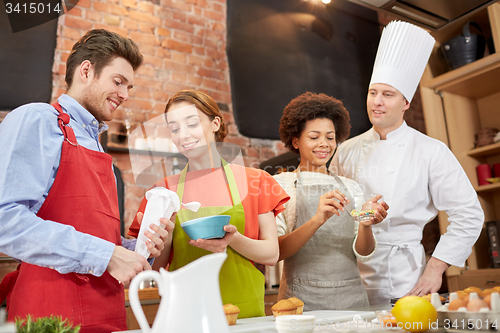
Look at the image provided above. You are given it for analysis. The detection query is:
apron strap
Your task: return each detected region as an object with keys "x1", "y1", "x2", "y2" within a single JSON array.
[
  {"x1": 384, "y1": 243, "x2": 421, "y2": 291},
  {"x1": 52, "y1": 102, "x2": 78, "y2": 147}
]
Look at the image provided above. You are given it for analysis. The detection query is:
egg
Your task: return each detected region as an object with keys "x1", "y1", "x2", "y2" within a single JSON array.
[
  {"x1": 448, "y1": 298, "x2": 468, "y2": 311},
  {"x1": 467, "y1": 299, "x2": 489, "y2": 312},
  {"x1": 483, "y1": 294, "x2": 491, "y2": 307},
  {"x1": 463, "y1": 294, "x2": 470, "y2": 303}
]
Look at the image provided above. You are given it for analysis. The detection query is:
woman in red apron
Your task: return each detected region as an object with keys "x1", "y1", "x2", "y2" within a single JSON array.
[{"x1": 129, "y1": 90, "x2": 289, "y2": 318}]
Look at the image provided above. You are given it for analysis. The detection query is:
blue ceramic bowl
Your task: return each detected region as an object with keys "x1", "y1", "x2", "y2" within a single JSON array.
[{"x1": 181, "y1": 215, "x2": 231, "y2": 240}]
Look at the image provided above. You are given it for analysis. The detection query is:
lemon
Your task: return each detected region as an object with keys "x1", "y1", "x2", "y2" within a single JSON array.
[{"x1": 391, "y1": 296, "x2": 437, "y2": 332}]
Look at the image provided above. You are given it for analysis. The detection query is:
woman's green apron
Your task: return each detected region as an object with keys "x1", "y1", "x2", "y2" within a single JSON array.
[{"x1": 169, "y1": 160, "x2": 265, "y2": 318}]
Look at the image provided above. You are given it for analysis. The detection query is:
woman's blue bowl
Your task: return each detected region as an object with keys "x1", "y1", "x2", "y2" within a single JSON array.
[{"x1": 181, "y1": 215, "x2": 231, "y2": 240}]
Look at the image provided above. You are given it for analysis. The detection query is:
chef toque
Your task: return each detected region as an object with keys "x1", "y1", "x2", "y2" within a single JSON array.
[{"x1": 369, "y1": 20, "x2": 435, "y2": 103}]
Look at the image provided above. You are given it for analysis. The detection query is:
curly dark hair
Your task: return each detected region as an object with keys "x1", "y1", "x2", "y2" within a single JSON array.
[{"x1": 279, "y1": 92, "x2": 351, "y2": 154}]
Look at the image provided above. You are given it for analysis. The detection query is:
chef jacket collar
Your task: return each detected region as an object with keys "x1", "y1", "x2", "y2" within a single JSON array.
[
  {"x1": 369, "y1": 121, "x2": 408, "y2": 142},
  {"x1": 57, "y1": 94, "x2": 109, "y2": 137}
]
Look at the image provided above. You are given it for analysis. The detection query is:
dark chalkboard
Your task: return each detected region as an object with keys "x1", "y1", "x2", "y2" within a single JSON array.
[
  {"x1": 0, "y1": 3, "x2": 57, "y2": 110},
  {"x1": 227, "y1": 0, "x2": 380, "y2": 140}
]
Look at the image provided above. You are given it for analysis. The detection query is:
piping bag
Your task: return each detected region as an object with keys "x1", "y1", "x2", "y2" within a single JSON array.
[{"x1": 134, "y1": 187, "x2": 181, "y2": 259}]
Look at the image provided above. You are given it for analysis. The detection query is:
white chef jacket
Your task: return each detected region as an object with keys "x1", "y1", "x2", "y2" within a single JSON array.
[{"x1": 329, "y1": 122, "x2": 484, "y2": 304}]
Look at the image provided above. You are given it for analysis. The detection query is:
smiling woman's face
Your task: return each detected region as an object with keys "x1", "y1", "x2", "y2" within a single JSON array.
[{"x1": 166, "y1": 102, "x2": 219, "y2": 160}]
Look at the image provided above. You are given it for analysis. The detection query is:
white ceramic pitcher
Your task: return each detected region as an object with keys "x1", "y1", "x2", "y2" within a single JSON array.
[{"x1": 129, "y1": 253, "x2": 230, "y2": 333}]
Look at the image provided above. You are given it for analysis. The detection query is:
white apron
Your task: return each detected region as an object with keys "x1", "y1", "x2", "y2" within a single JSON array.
[{"x1": 358, "y1": 232, "x2": 425, "y2": 304}]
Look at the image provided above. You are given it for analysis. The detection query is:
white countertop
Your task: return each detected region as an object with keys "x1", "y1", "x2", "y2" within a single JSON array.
[
  {"x1": 230, "y1": 310, "x2": 376, "y2": 332},
  {"x1": 113, "y1": 310, "x2": 379, "y2": 333}
]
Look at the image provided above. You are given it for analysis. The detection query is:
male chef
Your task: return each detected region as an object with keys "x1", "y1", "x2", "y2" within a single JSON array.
[
  {"x1": 0, "y1": 29, "x2": 172, "y2": 332},
  {"x1": 330, "y1": 21, "x2": 484, "y2": 304}
]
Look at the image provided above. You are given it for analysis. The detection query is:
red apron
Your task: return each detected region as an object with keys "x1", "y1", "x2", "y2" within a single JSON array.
[{"x1": 5, "y1": 103, "x2": 127, "y2": 332}]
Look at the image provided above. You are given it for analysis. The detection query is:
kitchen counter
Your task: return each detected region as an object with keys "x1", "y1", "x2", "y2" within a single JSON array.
[
  {"x1": 114, "y1": 303, "x2": 488, "y2": 333},
  {"x1": 114, "y1": 304, "x2": 393, "y2": 333}
]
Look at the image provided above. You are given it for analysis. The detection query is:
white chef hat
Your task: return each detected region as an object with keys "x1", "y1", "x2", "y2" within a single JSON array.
[{"x1": 369, "y1": 21, "x2": 435, "y2": 103}]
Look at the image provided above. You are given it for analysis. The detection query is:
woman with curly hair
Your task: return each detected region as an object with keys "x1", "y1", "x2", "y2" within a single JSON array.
[{"x1": 273, "y1": 92, "x2": 389, "y2": 310}]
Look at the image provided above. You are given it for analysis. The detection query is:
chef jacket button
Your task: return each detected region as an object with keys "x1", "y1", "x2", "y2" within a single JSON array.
[
  {"x1": 92, "y1": 120, "x2": 97, "y2": 125},
  {"x1": 89, "y1": 270, "x2": 94, "y2": 274},
  {"x1": 49, "y1": 266, "x2": 54, "y2": 269},
  {"x1": 82, "y1": 124, "x2": 86, "y2": 128}
]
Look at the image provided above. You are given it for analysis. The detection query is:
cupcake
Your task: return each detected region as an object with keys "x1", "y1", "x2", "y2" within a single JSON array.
[
  {"x1": 479, "y1": 288, "x2": 496, "y2": 298},
  {"x1": 456, "y1": 290, "x2": 468, "y2": 300},
  {"x1": 421, "y1": 294, "x2": 445, "y2": 302},
  {"x1": 223, "y1": 303, "x2": 240, "y2": 325},
  {"x1": 463, "y1": 286, "x2": 482, "y2": 294},
  {"x1": 271, "y1": 299, "x2": 297, "y2": 317},
  {"x1": 288, "y1": 297, "x2": 304, "y2": 315}
]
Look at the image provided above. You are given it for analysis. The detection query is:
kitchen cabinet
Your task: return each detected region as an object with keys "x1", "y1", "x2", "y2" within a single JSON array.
[
  {"x1": 264, "y1": 288, "x2": 278, "y2": 316},
  {"x1": 420, "y1": 3, "x2": 500, "y2": 290}
]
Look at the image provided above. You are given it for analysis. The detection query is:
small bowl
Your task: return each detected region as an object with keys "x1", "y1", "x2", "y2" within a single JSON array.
[
  {"x1": 375, "y1": 310, "x2": 397, "y2": 328},
  {"x1": 180, "y1": 215, "x2": 231, "y2": 240},
  {"x1": 275, "y1": 315, "x2": 315, "y2": 333},
  {"x1": 350, "y1": 210, "x2": 376, "y2": 222}
]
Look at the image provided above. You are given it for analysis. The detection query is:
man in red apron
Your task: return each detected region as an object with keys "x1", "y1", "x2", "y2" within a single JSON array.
[{"x1": 0, "y1": 29, "x2": 171, "y2": 332}]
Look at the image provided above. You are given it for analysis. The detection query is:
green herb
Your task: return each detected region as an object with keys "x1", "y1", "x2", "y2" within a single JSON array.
[{"x1": 15, "y1": 315, "x2": 80, "y2": 333}]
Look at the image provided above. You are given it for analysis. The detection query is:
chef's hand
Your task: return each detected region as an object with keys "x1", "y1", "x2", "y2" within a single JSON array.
[
  {"x1": 359, "y1": 196, "x2": 389, "y2": 227},
  {"x1": 135, "y1": 211, "x2": 176, "y2": 258},
  {"x1": 107, "y1": 246, "x2": 151, "y2": 287},
  {"x1": 407, "y1": 257, "x2": 449, "y2": 296},
  {"x1": 188, "y1": 224, "x2": 238, "y2": 253},
  {"x1": 313, "y1": 190, "x2": 349, "y2": 225}
]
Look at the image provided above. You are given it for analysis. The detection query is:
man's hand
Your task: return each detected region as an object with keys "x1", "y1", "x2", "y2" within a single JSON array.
[
  {"x1": 136, "y1": 212, "x2": 175, "y2": 258},
  {"x1": 407, "y1": 257, "x2": 450, "y2": 296},
  {"x1": 107, "y1": 246, "x2": 151, "y2": 287},
  {"x1": 188, "y1": 224, "x2": 238, "y2": 253}
]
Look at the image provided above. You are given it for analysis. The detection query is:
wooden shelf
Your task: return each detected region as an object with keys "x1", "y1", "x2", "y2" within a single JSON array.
[
  {"x1": 467, "y1": 141, "x2": 500, "y2": 158},
  {"x1": 475, "y1": 181, "x2": 500, "y2": 193},
  {"x1": 428, "y1": 52, "x2": 500, "y2": 99}
]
